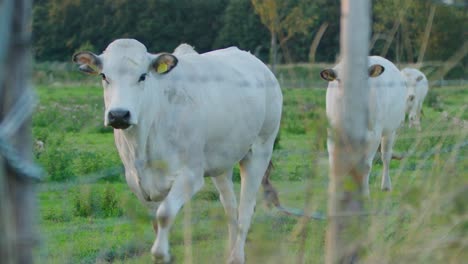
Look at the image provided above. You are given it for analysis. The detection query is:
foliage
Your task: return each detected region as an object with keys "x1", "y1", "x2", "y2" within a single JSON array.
[
  {"x1": 32, "y1": 0, "x2": 466, "y2": 74},
  {"x1": 254, "y1": 0, "x2": 316, "y2": 46},
  {"x1": 72, "y1": 184, "x2": 123, "y2": 218},
  {"x1": 214, "y1": 0, "x2": 270, "y2": 61},
  {"x1": 73, "y1": 184, "x2": 101, "y2": 217},
  {"x1": 251, "y1": 0, "x2": 316, "y2": 70},
  {"x1": 372, "y1": 0, "x2": 468, "y2": 65},
  {"x1": 102, "y1": 183, "x2": 124, "y2": 217},
  {"x1": 33, "y1": 0, "x2": 228, "y2": 60},
  {"x1": 33, "y1": 85, "x2": 123, "y2": 182},
  {"x1": 37, "y1": 133, "x2": 77, "y2": 181}
]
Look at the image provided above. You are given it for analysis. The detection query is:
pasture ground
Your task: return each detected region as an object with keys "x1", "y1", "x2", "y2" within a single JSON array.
[{"x1": 33, "y1": 81, "x2": 467, "y2": 263}]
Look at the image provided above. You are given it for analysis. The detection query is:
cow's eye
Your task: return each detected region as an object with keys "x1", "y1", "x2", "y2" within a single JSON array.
[
  {"x1": 138, "y1": 73, "x2": 147, "y2": 82},
  {"x1": 100, "y1": 73, "x2": 109, "y2": 83}
]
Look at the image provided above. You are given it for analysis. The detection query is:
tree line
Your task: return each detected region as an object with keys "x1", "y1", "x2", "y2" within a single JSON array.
[{"x1": 32, "y1": 0, "x2": 466, "y2": 68}]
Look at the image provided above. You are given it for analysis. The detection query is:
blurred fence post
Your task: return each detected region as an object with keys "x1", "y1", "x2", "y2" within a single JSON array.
[
  {"x1": 325, "y1": 0, "x2": 371, "y2": 263},
  {"x1": 0, "y1": 0, "x2": 38, "y2": 263},
  {"x1": 417, "y1": 5, "x2": 436, "y2": 66}
]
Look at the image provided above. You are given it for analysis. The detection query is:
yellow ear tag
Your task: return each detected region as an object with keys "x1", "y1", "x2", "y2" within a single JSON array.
[{"x1": 157, "y1": 63, "x2": 168, "y2": 74}]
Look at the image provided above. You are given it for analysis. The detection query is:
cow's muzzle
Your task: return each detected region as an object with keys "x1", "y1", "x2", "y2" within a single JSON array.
[{"x1": 108, "y1": 109, "x2": 131, "y2": 129}]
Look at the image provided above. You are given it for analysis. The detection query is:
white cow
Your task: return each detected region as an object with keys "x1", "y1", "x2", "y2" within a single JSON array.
[
  {"x1": 73, "y1": 39, "x2": 282, "y2": 264},
  {"x1": 320, "y1": 56, "x2": 406, "y2": 195},
  {"x1": 401, "y1": 68, "x2": 429, "y2": 130}
]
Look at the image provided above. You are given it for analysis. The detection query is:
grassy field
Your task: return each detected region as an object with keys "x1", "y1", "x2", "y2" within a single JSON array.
[{"x1": 33, "y1": 81, "x2": 467, "y2": 263}]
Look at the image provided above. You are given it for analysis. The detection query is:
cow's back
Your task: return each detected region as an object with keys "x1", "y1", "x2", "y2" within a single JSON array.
[
  {"x1": 368, "y1": 56, "x2": 406, "y2": 134},
  {"x1": 156, "y1": 47, "x2": 282, "y2": 173},
  {"x1": 325, "y1": 56, "x2": 406, "y2": 135}
]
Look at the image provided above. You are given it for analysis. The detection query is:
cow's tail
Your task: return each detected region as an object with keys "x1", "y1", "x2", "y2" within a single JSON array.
[
  {"x1": 261, "y1": 161, "x2": 325, "y2": 220},
  {"x1": 378, "y1": 145, "x2": 405, "y2": 160},
  {"x1": 261, "y1": 161, "x2": 281, "y2": 208},
  {"x1": 391, "y1": 152, "x2": 405, "y2": 160}
]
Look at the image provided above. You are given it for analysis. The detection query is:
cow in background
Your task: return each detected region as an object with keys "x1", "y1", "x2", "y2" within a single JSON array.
[
  {"x1": 401, "y1": 68, "x2": 429, "y2": 130},
  {"x1": 320, "y1": 56, "x2": 407, "y2": 195}
]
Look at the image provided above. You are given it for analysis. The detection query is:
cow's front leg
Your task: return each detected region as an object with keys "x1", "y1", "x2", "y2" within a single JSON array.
[{"x1": 151, "y1": 167, "x2": 204, "y2": 263}]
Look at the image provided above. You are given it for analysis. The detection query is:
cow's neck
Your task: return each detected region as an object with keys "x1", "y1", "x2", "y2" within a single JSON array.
[
  {"x1": 114, "y1": 107, "x2": 162, "y2": 168},
  {"x1": 113, "y1": 83, "x2": 167, "y2": 171}
]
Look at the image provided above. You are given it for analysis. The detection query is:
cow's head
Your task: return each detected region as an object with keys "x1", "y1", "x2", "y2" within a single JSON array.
[
  {"x1": 402, "y1": 69, "x2": 425, "y2": 127},
  {"x1": 320, "y1": 64, "x2": 385, "y2": 83},
  {"x1": 73, "y1": 39, "x2": 178, "y2": 130}
]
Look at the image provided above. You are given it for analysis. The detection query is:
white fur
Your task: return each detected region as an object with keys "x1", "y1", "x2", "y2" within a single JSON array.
[
  {"x1": 324, "y1": 56, "x2": 406, "y2": 195},
  {"x1": 401, "y1": 68, "x2": 429, "y2": 130},
  {"x1": 83, "y1": 39, "x2": 282, "y2": 264},
  {"x1": 172, "y1": 43, "x2": 198, "y2": 56}
]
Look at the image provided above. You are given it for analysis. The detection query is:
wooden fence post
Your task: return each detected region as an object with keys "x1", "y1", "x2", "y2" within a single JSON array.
[
  {"x1": 0, "y1": 0, "x2": 37, "y2": 263},
  {"x1": 325, "y1": 0, "x2": 371, "y2": 263}
]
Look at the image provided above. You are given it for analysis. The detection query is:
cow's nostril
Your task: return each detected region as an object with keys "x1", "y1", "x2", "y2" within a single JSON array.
[
  {"x1": 108, "y1": 109, "x2": 131, "y2": 129},
  {"x1": 408, "y1": 95, "x2": 415, "y2": 101},
  {"x1": 123, "y1": 111, "x2": 130, "y2": 120},
  {"x1": 108, "y1": 110, "x2": 130, "y2": 119}
]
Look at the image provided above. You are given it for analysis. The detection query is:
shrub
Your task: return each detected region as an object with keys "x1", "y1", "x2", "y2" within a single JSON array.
[
  {"x1": 72, "y1": 185, "x2": 100, "y2": 217},
  {"x1": 39, "y1": 146, "x2": 77, "y2": 181},
  {"x1": 72, "y1": 183, "x2": 123, "y2": 218},
  {"x1": 101, "y1": 183, "x2": 123, "y2": 217},
  {"x1": 42, "y1": 207, "x2": 72, "y2": 223},
  {"x1": 72, "y1": 151, "x2": 103, "y2": 175},
  {"x1": 72, "y1": 184, "x2": 124, "y2": 218}
]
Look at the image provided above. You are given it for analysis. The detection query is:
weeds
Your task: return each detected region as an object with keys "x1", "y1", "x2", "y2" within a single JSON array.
[{"x1": 72, "y1": 184, "x2": 123, "y2": 218}]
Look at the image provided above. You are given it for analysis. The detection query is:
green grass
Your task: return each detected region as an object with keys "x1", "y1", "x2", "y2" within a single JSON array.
[{"x1": 33, "y1": 83, "x2": 467, "y2": 263}]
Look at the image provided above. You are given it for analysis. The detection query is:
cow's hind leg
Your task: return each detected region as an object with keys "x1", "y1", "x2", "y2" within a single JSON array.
[
  {"x1": 381, "y1": 132, "x2": 396, "y2": 191},
  {"x1": 361, "y1": 138, "x2": 381, "y2": 197},
  {"x1": 228, "y1": 140, "x2": 274, "y2": 264},
  {"x1": 211, "y1": 168, "x2": 238, "y2": 253},
  {"x1": 151, "y1": 167, "x2": 204, "y2": 263}
]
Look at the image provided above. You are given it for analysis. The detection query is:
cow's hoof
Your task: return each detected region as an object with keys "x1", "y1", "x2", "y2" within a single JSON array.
[
  {"x1": 152, "y1": 253, "x2": 173, "y2": 264},
  {"x1": 227, "y1": 255, "x2": 244, "y2": 264},
  {"x1": 381, "y1": 186, "x2": 392, "y2": 192}
]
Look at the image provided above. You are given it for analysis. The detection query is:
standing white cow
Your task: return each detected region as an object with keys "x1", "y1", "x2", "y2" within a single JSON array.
[
  {"x1": 401, "y1": 68, "x2": 429, "y2": 130},
  {"x1": 73, "y1": 39, "x2": 282, "y2": 264},
  {"x1": 320, "y1": 56, "x2": 406, "y2": 195}
]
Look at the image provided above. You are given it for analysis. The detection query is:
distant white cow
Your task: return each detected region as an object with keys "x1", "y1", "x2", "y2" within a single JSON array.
[
  {"x1": 73, "y1": 39, "x2": 282, "y2": 264},
  {"x1": 320, "y1": 56, "x2": 406, "y2": 195},
  {"x1": 401, "y1": 68, "x2": 429, "y2": 130}
]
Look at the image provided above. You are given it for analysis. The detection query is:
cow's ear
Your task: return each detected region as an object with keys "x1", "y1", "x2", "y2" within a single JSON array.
[
  {"x1": 151, "y1": 53, "x2": 178, "y2": 74},
  {"x1": 72, "y1": 51, "x2": 102, "y2": 75},
  {"x1": 416, "y1": 75, "x2": 424, "y2": 82},
  {"x1": 320, "y1": 69, "x2": 337, "y2": 81},
  {"x1": 368, "y1": 64, "x2": 385, "y2": 77}
]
